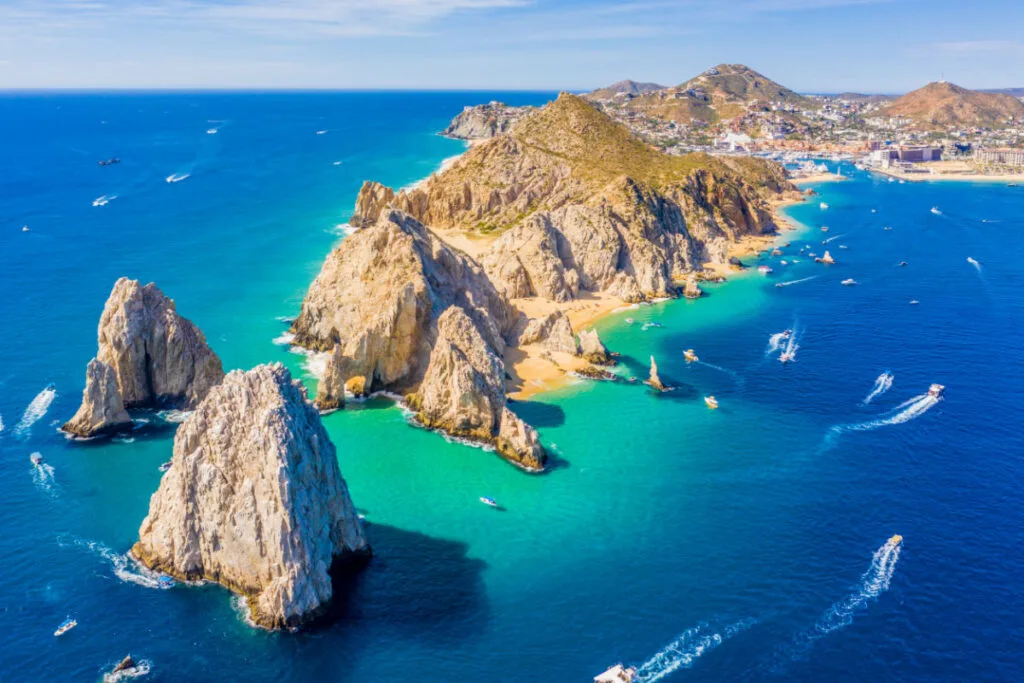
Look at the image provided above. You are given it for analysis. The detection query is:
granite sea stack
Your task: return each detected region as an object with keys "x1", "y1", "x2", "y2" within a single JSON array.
[
  {"x1": 132, "y1": 363, "x2": 369, "y2": 630},
  {"x1": 290, "y1": 210, "x2": 546, "y2": 469},
  {"x1": 314, "y1": 344, "x2": 346, "y2": 413},
  {"x1": 647, "y1": 355, "x2": 668, "y2": 392},
  {"x1": 63, "y1": 278, "x2": 224, "y2": 438},
  {"x1": 442, "y1": 101, "x2": 533, "y2": 140}
]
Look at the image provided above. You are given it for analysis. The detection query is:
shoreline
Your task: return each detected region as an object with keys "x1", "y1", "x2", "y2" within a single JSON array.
[{"x1": 870, "y1": 166, "x2": 1024, "y2": 184}]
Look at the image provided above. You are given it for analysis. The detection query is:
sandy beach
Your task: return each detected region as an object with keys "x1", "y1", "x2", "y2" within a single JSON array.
[{"x1": 870, "y1": 162, "x2": 1024, "y2": 183}]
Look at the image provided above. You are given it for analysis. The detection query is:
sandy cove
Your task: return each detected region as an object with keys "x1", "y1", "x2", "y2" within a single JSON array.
[{"x1": 433, "y1": 185, "x2": 819, "y2": 401}]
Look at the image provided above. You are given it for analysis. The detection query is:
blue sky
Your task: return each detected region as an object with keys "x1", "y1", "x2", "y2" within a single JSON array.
[{"x1": 1, "y1": 0, "x2": 1022, "y2": 91}]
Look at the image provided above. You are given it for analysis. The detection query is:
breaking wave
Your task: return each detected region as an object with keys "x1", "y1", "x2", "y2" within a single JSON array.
[
  {"x1": 272, "y1": 331, "x2": 295, "y2": 346},
  {"x1": 634, "y1": 620, "x2": 754, "y2": 682},
  {"x1": 14, "y1": 385, "x2": 56, "y2": 438},
  {"x1": 861, "y1": 371, "x2": 894, "y2": 405},
  {"x1": 58, "y1": 536, "x2": 175, "y2": 590},
  {"x1": 825, "y1": 392, "x2": 940, "y2": 449}
]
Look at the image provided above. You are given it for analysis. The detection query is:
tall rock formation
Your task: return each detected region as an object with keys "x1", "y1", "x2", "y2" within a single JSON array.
[
  {"x1": 132, "y1": 363, "x2": 369, "y2": 630},
  {"x1": 290, "y1": 211, "x2": 545, "y2": 469},
  {"x1": 62, "y1": 359, "x2": 132, "y2": 437},
  {"x1": 517, "y1": 311, "x2": 579, "y2": 355},
  {"x1": 314, "y1": 345, "x2": 346, "y2": 413},
  {"x1": 64, "y1": 278, "x2": 224, "y2": 438},
  {"x1": 578, "y1": 329, "x2": 611, "y2": 365}
]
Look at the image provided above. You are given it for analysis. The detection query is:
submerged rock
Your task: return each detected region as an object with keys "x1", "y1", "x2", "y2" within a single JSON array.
[
  {"x1": 62, "y1": 359, "x2": 132, "y2": 438},
  {"x1": 132, "y1": 363, "x2": 369, "y2": 630},
  {"x1": 65, "y1": 278, "x2": 224, "y2": 438},
  {"x1": 578, "y1": 329, "x2": 611, "y2": 365}
]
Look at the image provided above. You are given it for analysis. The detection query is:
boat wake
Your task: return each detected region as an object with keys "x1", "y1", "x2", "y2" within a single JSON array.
[
  {"x1": 165, "y1": 172, "x2": 190, "y2": 184},
  {"x1": 776, "y1": 275, "x2": 818, "y2": 288},
  {"x1": 771, "y1": 537, "x2": 902, "y2": 669},
  {"x1": 766, "y1": 332, "x2": 788, "y2": 354},
  {"x1": 822, "y1": 233, "x2": 846, "y2": 244},
  {"x1": 861, "y1": 371, "x2": 894, "y2": 405},
  {"x1": 92, "y1": 194, "x2": 118, "y2": 207},
  {"x1": 967, "y1": 256, "x2": 981, "y2": 272},
  {"x1": 695, "y1": 360, "x2": 745, "y2": 389},
  {"x1": 31, "y1": 456, "x2": 58, "y2": 495},
  {"x1": 634, "y1": 620, "x2": 754, "y2": 682},
  {"x1": 825, "y1": 392, "x2": 940, "y2": 448},
  {"x1": 14, "y1": 385, "x2": 57, "y2": 438},
  {"x1": 59, "y1": 536, "x2": 175, "y2": 590}
]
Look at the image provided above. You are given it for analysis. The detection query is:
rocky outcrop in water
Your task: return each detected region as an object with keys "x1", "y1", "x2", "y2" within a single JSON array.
[
  {"x1": 62, "y1": 359, "x2": 132, "y2": 438},
  {"x1": 578, "y1": 329, "x2": 611, "y2": 365},
  {"x1": 442, "y1": 102, "x2": 533, "y2": 140},
  {"x1": 290, "y1": 210, "x2": 545, "y2": 469},
  {"x1": 683, "y1": 274, "x2": 704, "y2": 299},
  {"x1": 64, "y1": 278, "x2": 224, "y2": 438},
  {"x1": 408, "y1": 306, "x2": 543, "y2": 470},
  {"x1": 132, "y1": 363, "x2": 369, "y2": 630},
  {"x1": 647, "y1": 355, "x2": 668, "y2": 392},
  {"x1": 314, "y1": 345, "x2": 346, "y2": 413}
]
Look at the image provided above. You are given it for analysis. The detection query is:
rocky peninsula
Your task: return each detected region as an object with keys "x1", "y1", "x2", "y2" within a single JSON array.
[
  {"x1": 442, "y1": 101, "x2": 533, "y2": 140},
  {"x1": 63, "y1": 278, "x2": 224, "y2": 438},
  {"x1": 132, "y1": 363, "x2": 369, "y2": 630},
  {"x1": 290, "y1": 93, "x2": 795, "y2": 466}
]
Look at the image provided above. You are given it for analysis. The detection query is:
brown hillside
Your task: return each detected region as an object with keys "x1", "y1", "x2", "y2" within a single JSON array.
[{"x1": 884, "y1": 81, "x2": 1024, "y2": 128}]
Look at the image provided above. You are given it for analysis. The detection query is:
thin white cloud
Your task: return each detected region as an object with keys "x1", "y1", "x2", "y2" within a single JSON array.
[{"x1": 930, "y1": 40, "x2": 1024, "y2": 54}]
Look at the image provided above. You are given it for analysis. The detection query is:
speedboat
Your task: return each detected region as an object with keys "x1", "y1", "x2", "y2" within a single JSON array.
[
  {"x1": 841, "y1": 278, "x2": 857, "y2": 286},
  {"x1": 819, "y1": 202, "x2": 829, "y2": 210},
  {"x1": 821, "y1": 226, "x2": 829, "y2": 232},
  {"x1": 928, "y1": 383, "x2": 945, "y2": 398},
  {"x1": 888, "y1": 534, "x2": 903, "y2": 546},
  {"x1": 480, "y1": 496, "x2": 499, "y2": 508},
  {"x1": 780, "y1": 260, "x2": 788, "y2": 265},
  {"x1": 683, "y1": 349, "x2": 699, "y2": 363},
  {"x1": 206, "y1": 128, "x2": 218, "y2": 134},
  {"x1": 757, "y1": 265, "x2": 773, "y2": 275},
  {"x1": 704, "y1": 396, "x2": 719, "y2": 409},
  {"x1": 883, "y1": 226, "x2": 893, "y2": 231},
  {"x1": 22, "y1": 225, "x2": 30, "y2": 232},
  {"x1": 97, "y1": 158, "x2": 120, "y2": 167},
  {"x1": 871, "y1": 209, "x2": 877, "y2": 213},
  {"x1": 779, "y1": 352, "x2": 794, "y2": 363},
  {"x1": 54, "y1": 618, "x2": 77, "y2": 637},
  {"x1": 315, "y1": 129, "x2": 328, "y2": 135},
  {"x1": 594, "y1": 663, "x2": 636, "y2": 683},
  {"x1": 930, "y1": 207, "x2": 942, "y2": 215},
  {"x1": 158, "y1": 461, "x2": 172, "y2": 473},
  {"x1": 158, "y1": 576, "x2": 176, "y2": 589},
  {"x1": 30, "y1": 453, "x2": 43, "y2": 466},
  {"x1": 775, "y1": 282, "x2": 784, "y2": 288},
  {"x1": 898, "y1": 261, "x2": 908, "y2": 266},
  {"x1": 625, "y1": 318, "x2": 635, "y2": 325}
]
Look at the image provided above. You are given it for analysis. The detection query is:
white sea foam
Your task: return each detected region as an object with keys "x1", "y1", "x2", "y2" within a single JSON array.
[
  {"x1": 815, "y1": 537, "x2": 901, "y2": 636},
  {"x1": 826, "y1": 392, "x2": 940, "y2": 449},
  {"x1": 967, "y1": 256, "x2": 981, "y2": 272},
  {"x1": 776, "y1": 275, "x2": 818, "y2": 288},
  {"x1": 272, "y1": 331, "x2": 296, "y2": 346},
  {"x1": 165, "y1": 172, "x2": 190, "y2": 184},
  {"x1": 766, "y1": 332, "x2": 787, "y2": 354},
  {"x1": 156, "y1": 409, "x2": 192, "y2": 424},
  {"x1": 31, "y1": 456, "x2": 58, "y2": 495},
  {"x1": 14, "y1": 385, "x2": 56, "y2": 438},
  {"x1": 102, "y1": 659, "x2": 152, "y2": 682},
  {"x1": 0, "y1": 413, "x2": 4, "y2": 433},
  {"x1": 634, "y1": 620, "x2": 754, "y2": 682},
  {"x1": 92, "y1": 194, "x2": 117, "y2": 207},
  {"x1": 862, "y1": 371, "x2": 894, "y2": 405},
  {"x1": 59, "y1": 536, "x2": 175, "y2": 590}
]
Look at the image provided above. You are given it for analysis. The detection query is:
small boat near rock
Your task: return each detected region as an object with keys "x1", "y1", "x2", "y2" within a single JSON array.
[
  {"x1": 704, "y1": 396, "x2": 719, "y2": 410},
  {"x1": 683, "y1": 349, "x2": 699, "y2": 363}
]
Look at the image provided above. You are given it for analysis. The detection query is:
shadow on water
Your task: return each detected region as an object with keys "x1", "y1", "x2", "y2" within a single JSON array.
[
  {"x1": 323, "y1": 523, "x2": 489, "y2": 644},
  {"x1": 615, "y1": 354, "x2": 700, "y2": 401},
  {"x1": 507, "y1": 399, "x2": 565, "y2": 428}
]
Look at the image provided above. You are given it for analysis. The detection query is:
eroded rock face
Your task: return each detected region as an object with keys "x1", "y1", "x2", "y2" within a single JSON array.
[
  {"x1": 410, "y1": 306, "x2": 546, "y2": 470},
  {"x1": 291, "y1": 210, "x2": 516, "y2": 392},
  {"x1": 683, "y1": 275, "x2": 704, "y2": 299},
  {"x1": 517, "y1": 311, "x2": 579, "y2": 355},
  {"x1": 61, "y1": 359, "x2": 132, "y2": 438},
  {"x1": 578, "y1": 329, "x2": 611, "y2": 365},
  {"x1": 442, "y1": 102, "x2": 533, "y2": 140},
  {"x1": 647, "y1": 355, "x2": 668, "y2": 392},
  {"x1": 314, "y1": 345, "x2": 346, "y2": 413},
  {"x1": 132, "y1": 363, "x2": 369, "y2": 630},
  {"x1": 64, "y1": 278, "x2": 224, "y2": 438}
]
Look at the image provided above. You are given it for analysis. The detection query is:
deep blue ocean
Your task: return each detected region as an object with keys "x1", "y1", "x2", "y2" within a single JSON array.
[{"x1": 1, "y1": 92, "x2": 1022, "y2": 682}]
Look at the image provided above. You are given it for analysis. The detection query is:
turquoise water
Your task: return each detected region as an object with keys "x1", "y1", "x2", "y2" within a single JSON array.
[{"x1": 2, "y1": 94, "x2": 1023, "y2": 681}]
